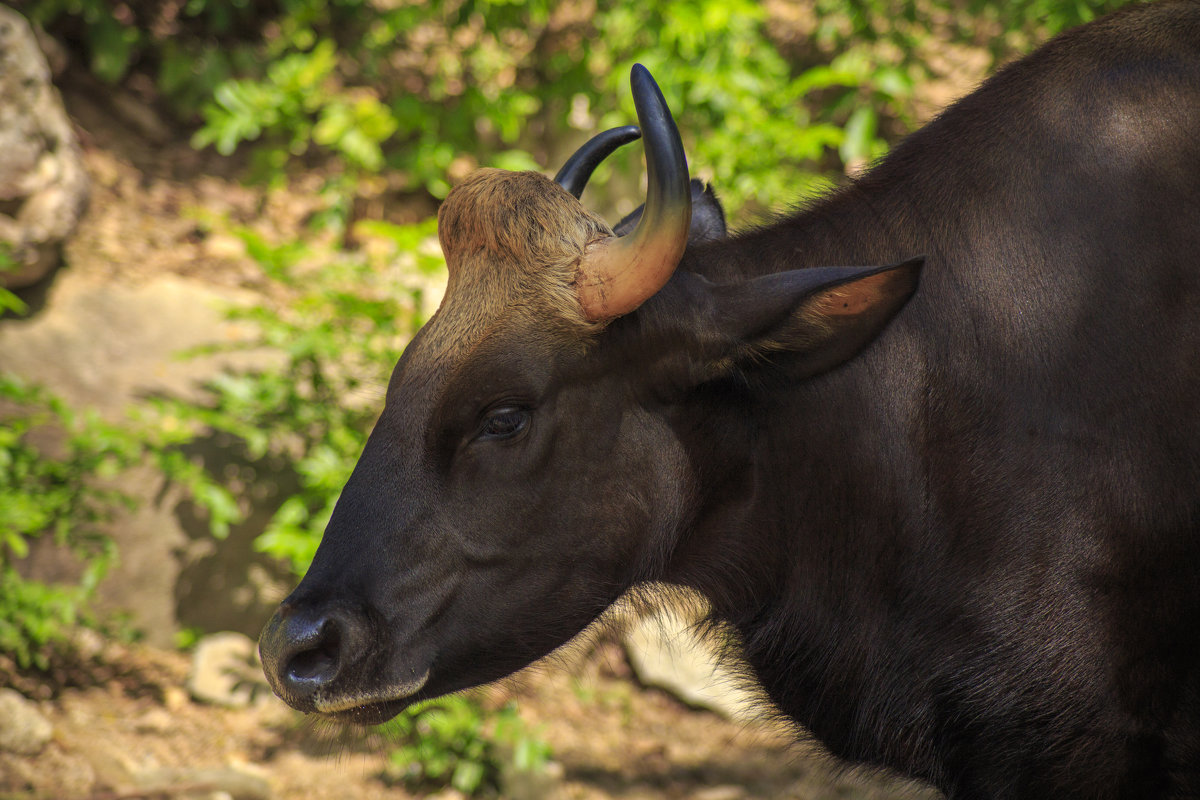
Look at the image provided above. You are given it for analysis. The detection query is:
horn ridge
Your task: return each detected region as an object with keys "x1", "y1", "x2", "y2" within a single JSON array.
[
  {"x1": 576, "y1": 65, "x2": 692, "y2": 321},
  {"x1": 554, "y1": 125, "x2": 642, "y2": 199},
  {"x1": 626, "y1": 63, "x2": 691, "y2": 249}
]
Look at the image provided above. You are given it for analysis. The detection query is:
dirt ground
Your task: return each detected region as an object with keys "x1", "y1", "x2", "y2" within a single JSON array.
[
  {"x1": 0, "y1": 636, "x2": 938, "y2": 800},
  {"x1": 1, "y1": 74, "x2": 947, "y2": 800}
]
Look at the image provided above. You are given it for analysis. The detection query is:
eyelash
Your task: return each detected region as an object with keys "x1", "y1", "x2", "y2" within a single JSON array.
[{"x1": 477, "y1": 406, "x2": 531, "y2": 441}]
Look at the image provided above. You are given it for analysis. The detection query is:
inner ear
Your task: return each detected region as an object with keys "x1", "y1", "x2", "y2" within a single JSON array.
[
  {"x1": 722, "y1": 257, "x2": 924, "y2": 379},
  {"x1": 805, "y1": 268, "x2": 914, "y2": 320},
  {"x1": 607, "y1": 257, "x2": 922, "y2": 397}
]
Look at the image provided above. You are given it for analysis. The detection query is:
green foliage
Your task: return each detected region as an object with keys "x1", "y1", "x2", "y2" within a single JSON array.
[
  {"x1": 176, "y1": 0, "x2": 882, "y2": 209},
  {"x1": 26, "y1": 0, "x2": 262, "y2": 104},
  {"x1": 379, "y1": 697, "x2": 551, "y2": 796},
  {"x1": 173, "y1": 626, "x2": 204, "y2": 651},
  {"x1": 805, "y1": 0, "x2": 1120, "y2": 87},
  {"x1": 0, "y1": 289, "x2": 26, "y2": 316},
  {"x1": 151, "y1": 216, "x2": 442, "y2": 575},
  {"x1": 30, "y1": 0, "x2": 1130, "y2": 219},
  {"x1": 190, "y1": 38, "x2": 398, "y2": 176},
  {"x1": 593, "y1": 0, "x2": 907, "y2": 210},
  {"x1": 0, "y1": 375, "x2": 141, "y2": 669},
  {"x1": 0, "y1": 244, "x2": 28, "y2": 315}
]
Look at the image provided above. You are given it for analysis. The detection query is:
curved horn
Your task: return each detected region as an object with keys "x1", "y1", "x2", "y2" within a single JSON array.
[
  {"x1": 577, "y1": 65, "x2": 691, "y2": 321},
  {"x1": 554, "y1": 125, "x2": 641, "y2": 199}
]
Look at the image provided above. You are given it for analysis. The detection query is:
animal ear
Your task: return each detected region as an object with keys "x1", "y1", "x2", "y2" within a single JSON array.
[
  {"x1": 615, "y1": 179, "x2": 727, "y2": 243},
  {"x1": 711, "y1": 257, "x2": 923, "y2": 379},
  {"x1": 632, "y1": 257, "x2": 921, "y2": 386},
  {"x1": 614, "y1": 257, "x2": 921, "y2": 390}
]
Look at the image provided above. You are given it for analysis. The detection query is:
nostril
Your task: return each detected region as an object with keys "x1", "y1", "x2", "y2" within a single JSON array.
[
  {"x1": 286, "y1": 649, "x2": 335, "y2": 682},
  {"x1": 285, "y1": 620, "x2": 342, "y2": 684},
  {"x1": 262, "y1": 601, "x2": 369, "y2": 710},
  {"x1": 273, "y1": 612, "x2": 353, "y2": 702}
]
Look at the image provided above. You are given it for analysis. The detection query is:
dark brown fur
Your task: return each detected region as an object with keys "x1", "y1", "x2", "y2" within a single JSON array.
[{"x1": 262, "y1": 4, "x2": 1200, "y2": 797}]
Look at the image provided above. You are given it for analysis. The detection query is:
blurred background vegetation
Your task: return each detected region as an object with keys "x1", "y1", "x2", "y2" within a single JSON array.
[
  {"x1": 3, "y1": 0, "x2": 1126, "y2": 794},
  {"x1": 25, "y1": 0, "x2": 1125, "y2": 218}
]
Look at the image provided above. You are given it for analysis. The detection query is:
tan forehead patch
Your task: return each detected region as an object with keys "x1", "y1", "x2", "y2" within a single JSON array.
[
  {"x1": 411, "y1": 169, "x2": 614, "y2": 376},
  {"x1": 438, "y1": 169, "x2": 611, "y2": 280}
]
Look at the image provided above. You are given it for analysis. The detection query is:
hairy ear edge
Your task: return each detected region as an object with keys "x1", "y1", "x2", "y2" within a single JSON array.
[
  {"x1": 606, "y1": 257, "x2": 923, "y2": 394},
  {"x1": 755, "y1": 257, "x2": 924, "y2": 378}
]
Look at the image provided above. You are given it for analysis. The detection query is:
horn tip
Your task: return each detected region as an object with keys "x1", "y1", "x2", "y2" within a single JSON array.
[{"x1": 630, "y1": 63, "x2": 654, "y2": 89}]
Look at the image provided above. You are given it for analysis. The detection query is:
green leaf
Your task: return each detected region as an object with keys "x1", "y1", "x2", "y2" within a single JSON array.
[
  {"x1": 5, "y1": 530, "x2": 30, "y2": 559},
  {"x1": 0, "y1": 288, "x2": 29, "y2": 315},
  {"x1": 839, "y1": 105, "x2": 878, "y2": 170},
  {"x1": 489, "y1": 150, "x2": 540, "y2": 172},
  {"x1": 87, "y1": 16, "x2": 140, "y2": 83},
  {"x1": 874, "y1": 66, "x2": 914, "y2": 100},
  {"x1": 0, "y1": 492, "x2": 52, "y2": 537},
  {"x1": 451, "y1": 759, "x2": 486, "y2": 794},
  {"x1": 193, "y1": 482, "x2": 242, "y2": 539}
]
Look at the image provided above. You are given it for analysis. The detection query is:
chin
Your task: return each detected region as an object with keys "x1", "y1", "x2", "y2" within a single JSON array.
[{"x1": 325, "y1": 698, "x2": 414, "y2": 726}]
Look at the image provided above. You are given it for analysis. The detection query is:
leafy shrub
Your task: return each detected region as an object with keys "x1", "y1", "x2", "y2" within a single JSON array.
[
  {"x1": 150, "y1": 216, "x2": 443, "y2": 574},
  {"x1": 0, "y1": 375, "x2": 141, "y2": 669},
  {"x1": 379, "y1": 696, "x2": 552, "y2": 796},
  {"x1": 190, "y1": 38, "x2": 399, "y2": 179},
  {"x1": 592, "y1": 0, "x2": 910, "y2": 210},
  {"x1": 1, "y1": 244, "x2": 29, "y2": 314},
  {"x1": 25, "y1": 0, "x2": 265, "y2": 104},
  {"x1": 28, "y1": 0, "x2": 1129, "y2": 219},
  {"x1": 184, "y1": 0, "x2": 889, "y2": 211}
]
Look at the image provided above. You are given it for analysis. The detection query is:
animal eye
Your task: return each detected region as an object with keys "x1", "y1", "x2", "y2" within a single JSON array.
[{"x1": 478, "y1": 406, "x2": 530, "y2": 441}]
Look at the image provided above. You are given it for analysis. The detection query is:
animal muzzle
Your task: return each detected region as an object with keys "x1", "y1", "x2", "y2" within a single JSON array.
[{"x1": 258, "y1": 599, "x2": 371, "y2": 713}]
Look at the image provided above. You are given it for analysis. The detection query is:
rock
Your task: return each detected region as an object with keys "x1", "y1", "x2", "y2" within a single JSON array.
[
  {"x1": 69, "y1": 626, "x2": 105, "y2": 660},
  {"x1": 0, "y1": 745, "x2": 97, "y2": 797},
  {"x1": 134, "y1": 707, "x2": 176, "y2": 734},
  {"x1": 0, "y1": 688, "x2": 53, "y2": 755},
  {"x1": 0, "y1": 5, "x2": 89, "y2": 289},
  {"x1": 53, "y1": 711, "x2": 137, "y2": 789},
  {"x1": 188, "y1": 632, "x2": 270, "y2": 708},
  {"x1": 623, "y1": 607, "x2": 762, "y2": 721},
  {"x1": 695, "y1": 786, "x2": 745, "y2": 800},
  {"x1": 500, "y1": 758, "x2": 564, "y2": 800},
  {"x1": 132, "y1": 766, "x2": 271, "y2": 800},
  {"x1": 0, "y1": 272, "x2": 265, "y2": 417},
  {"x1": 162, "y1": 684, "x2": 191, "y2": 712},
  {"x1": 426, "y1": 790, "x2": 467, "y2": 800}
]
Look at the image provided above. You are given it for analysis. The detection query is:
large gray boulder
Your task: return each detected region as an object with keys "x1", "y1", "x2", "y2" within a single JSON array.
[{"x1": 0, "y1": 5, "x2": 89, "y2": 289}]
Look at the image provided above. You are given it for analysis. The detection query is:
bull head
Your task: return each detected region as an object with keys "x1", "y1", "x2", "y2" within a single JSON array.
[{"x1": 259, "y1": 66, "x2": 919, "y2": 723}]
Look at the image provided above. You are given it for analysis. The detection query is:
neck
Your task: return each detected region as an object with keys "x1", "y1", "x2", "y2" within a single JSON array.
[
  {"x1": 667, "y1": 380, "x2": 944, "y2": 780},
  {"x1": 655, "y1": 258, "x2": 943, "y2": 776},
  {"x1": 685, "y1": 172, "x2": 928, "y2": 283}
]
